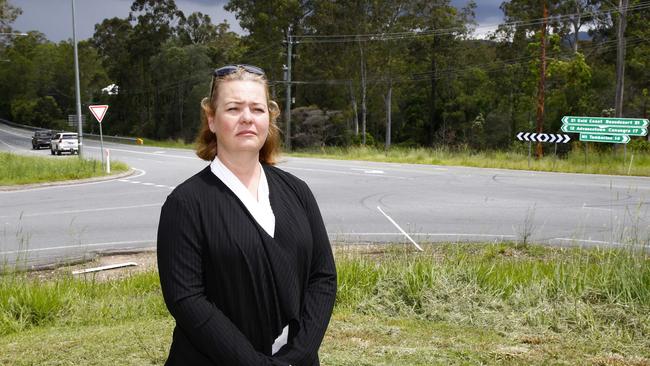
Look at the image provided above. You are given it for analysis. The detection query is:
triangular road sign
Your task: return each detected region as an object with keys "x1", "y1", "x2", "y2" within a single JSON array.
[{"x1": 89, "y1": 105, "x2": 109, "y2": 123}]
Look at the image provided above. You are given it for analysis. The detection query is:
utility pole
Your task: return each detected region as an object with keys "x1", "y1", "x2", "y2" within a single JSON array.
[
  {"x1": 284, "y1": 28, "x2": 293, "y2": 151},
  {"x1": 348, "y1": 80, "x2": 358, "y2": 135},
  {"x1": 385, "y1": 81, "x2": 392, "y2": 151},
  {"x1": 71, "y1": 0, "x2": 83, "y2": 158},
  {"x1": 614, "y1": 0, "x2": 628, "y2": 118},
  {"x1": 358, "y1": 39, "x2": 367, "y2": 145},
  {"x1": 535, "y1": 1, "x2": 548, "y2": 159}
]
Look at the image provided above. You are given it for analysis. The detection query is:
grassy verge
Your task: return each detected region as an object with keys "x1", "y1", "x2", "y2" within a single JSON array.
[
  {"x1": 136, "y1": 139, "x2": 650, "y2": 176},
  {"x1": 0, "y1": 152, "x2": 129, "y2": 185},
  {"x1": 139, "y1": 138, "x2": 195, "y2": 150},
  {"x1": 290, "y1": 146, "x2": 650, "y2": 176},
  {"x1": 1, "y1": 243, "x2": 648, "y2": 365}
]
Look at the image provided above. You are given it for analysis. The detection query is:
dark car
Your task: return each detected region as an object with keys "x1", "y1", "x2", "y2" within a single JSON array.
[{"x1": 32, "y1": 130, "x2": 54, "y2": 149}]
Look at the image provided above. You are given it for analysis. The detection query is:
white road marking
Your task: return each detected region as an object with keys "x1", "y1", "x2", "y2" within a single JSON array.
[
  {"x1": 0, "y1": 241, "x2": 155, "y2": 255},
  {"x1": 552, "y1": 237, "x2": 626, "y2": 247},
  {"x1": 0, "y1": 203, "x2": 162, "y2": 219},
  {"x1": 286, "y1": 166, "x2": 410, "y2": 180},
  {"x1": 0, "y1": 139, "x2": 17, "y2": 150},
  {"x1": 350, "y1": 168, "x2": 385, "y2": 174},
  {"x1": 0, "y1": 126, "x2": 31, "y2": 139},
  {"x1": 329, "y1": 232, "x2": 517, "y2": 238},
  {"x1": 85, "y1": 145, "x2": 196, "y2": 160},
  {"x1": 376, "y1": 206, "x2": 423, "y2": 251},
  {"x1": 582, "y1": 204, "x2": 613, "y2": 212}
]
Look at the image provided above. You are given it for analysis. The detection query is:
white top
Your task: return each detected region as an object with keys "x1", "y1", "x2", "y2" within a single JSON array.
[{"x1": 210, "y1": 156, "x2": 275, "y2": 238}]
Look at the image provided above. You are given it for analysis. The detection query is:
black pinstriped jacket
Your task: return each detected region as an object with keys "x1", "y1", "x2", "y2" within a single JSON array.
[{"x1": 157, "y1": 165, "x2": 337, "y2": 366}]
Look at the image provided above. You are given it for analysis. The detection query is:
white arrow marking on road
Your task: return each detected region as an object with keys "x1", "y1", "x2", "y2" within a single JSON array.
[{"x1": 376, "y1": 206, "x2": 423, "y2": 252}]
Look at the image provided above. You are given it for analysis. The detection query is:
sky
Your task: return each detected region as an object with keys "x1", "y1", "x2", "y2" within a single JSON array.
[{"x1": 10, "y1": 0, "x2": 504, "y2": 43}]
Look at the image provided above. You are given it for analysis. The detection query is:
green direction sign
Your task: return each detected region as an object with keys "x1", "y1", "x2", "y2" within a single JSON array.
[
  {"x1": 579, "y1": 133, "x2": 630, "y2": 144},
  {"x1": 562, "y1": 124, "x2": 647, "y2": 136},
  {"x1": 562, "y1": 116, "x2": 649, "y2": 128}
]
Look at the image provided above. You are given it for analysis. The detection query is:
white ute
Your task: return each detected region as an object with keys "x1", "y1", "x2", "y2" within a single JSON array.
[{"x1": 50, "y1": 132, "x2": 79, "y2": 155}]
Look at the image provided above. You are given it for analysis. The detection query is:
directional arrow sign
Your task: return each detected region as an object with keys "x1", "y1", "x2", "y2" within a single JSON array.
[
  {"x1": 562, "y1": 116, "x2": 649, "y2": 128},
  {"x1": 562, "y1": 124, "x2": 647, "y2": 136},
  {"x1": 579, "y1": 133, "x2": 630, "y2": 144},
  {"x1": 517, "y1": 132, "x2": 571, "y2": 143}
]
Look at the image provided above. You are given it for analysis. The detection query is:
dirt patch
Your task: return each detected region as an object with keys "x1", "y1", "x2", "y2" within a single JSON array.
[{"x1": 28, "y1": 249, "x2": 158, "y2": 282}]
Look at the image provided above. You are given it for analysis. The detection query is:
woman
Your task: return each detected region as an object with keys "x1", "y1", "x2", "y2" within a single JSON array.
[{"x1": 157, "y1": 64, "x2": 337, "y2": 365}]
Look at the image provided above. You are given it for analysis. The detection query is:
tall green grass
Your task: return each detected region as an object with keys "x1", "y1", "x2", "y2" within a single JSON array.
[
  {"x1": 0, "y1": 152, "x2": 129, "y2": 185},
  {"x1": 335, "y1": 243, "x2": 650, "y2": 337},
  {"x1": 291, "y1": 146, "x2": 650, "y2": 176},
  {"x1": 0, "y1": 270, "x2": 166, "y2": 335},
  {"x1": 0, "y1": 243, "x2": 648, "y2": 355}
]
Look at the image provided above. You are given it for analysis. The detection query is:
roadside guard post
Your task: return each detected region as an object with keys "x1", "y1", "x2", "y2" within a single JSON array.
[
  {"x1": 105, "y1": 148, "x2": 110, "y2": 173},
  {"x1": 88, "y1": 104, "x2": 109, "y2": 169}
]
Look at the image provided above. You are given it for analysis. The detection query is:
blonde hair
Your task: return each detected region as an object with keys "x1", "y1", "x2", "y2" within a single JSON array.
[{"x1": 195, "y1": 67, "x2": 281, "y2": 164}]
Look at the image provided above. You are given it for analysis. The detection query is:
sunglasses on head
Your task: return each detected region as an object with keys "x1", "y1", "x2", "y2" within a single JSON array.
[
  {"x1": 214, "y1": 64, "x2": 265, "y2": 78},
  {"x1": 209, "y1": 64, "x2": 266, "y2": 100}
]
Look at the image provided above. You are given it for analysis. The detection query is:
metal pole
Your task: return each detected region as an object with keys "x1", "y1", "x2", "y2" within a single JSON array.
[
  {"x1": 284, "y1": 29, "x2": 292, "y2": 151},
  {"x1": 99, "y1": 121, "x2": 104, "y2": 167},
  {"x1": 71, "y1": 0, "x2": 83, "y2": 158}
]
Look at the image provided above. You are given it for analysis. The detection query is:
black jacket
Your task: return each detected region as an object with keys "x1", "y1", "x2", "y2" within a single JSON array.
[{"x1": 157, "y1": 165, "x2": 337, "y2": 365}]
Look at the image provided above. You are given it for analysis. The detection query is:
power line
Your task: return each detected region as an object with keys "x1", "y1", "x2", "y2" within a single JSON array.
[{"x1": 291, "y1": 2, "x2": 650, "y2": 44}]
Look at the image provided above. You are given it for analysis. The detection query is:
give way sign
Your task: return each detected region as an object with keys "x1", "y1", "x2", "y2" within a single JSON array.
[{"x1": 88, "y1": 104, "x2": 109, "y2": 123}]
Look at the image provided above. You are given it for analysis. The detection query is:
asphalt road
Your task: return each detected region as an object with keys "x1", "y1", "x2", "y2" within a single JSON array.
[{"x1": 1, "y1": 122, "x2": 649, "y2": 268}]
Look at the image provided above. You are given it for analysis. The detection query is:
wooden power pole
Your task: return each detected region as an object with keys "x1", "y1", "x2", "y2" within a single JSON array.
[
  {"x1": 615, "y1": 0, "x2": 629, "y2": 118},
  {"x1": 535, "y1": 1, "x2": 548, "y2": 159}
]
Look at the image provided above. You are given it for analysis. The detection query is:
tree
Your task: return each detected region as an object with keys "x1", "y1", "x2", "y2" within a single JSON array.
[
  {"x1": 177, "y1": 12, "x2": 218, "y2": 45},
  {"x1": 0, "y1": 0, "x2": 21, "y2": 34}
]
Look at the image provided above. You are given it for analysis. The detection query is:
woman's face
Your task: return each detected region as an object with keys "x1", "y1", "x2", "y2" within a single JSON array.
[{"x1": 208, "y1": 80, "x2": 270, "y2": 158}]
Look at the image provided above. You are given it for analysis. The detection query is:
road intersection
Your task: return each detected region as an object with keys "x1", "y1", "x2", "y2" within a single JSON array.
[{"x1": 1, "y1": 122, "x2": 649, "y2": 268}]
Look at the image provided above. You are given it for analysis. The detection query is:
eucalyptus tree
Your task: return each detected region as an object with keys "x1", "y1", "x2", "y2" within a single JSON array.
[
  {"x1": 176, "y1": 12, "x2": 218, "y2": 46},
  {"x1": 127, "y1": 0, "x2": 185, "y2": 135}
]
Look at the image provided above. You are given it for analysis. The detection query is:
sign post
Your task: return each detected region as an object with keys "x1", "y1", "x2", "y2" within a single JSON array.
[{"x1": 88, "y1": 105, "x2": 109, "y2": 168}]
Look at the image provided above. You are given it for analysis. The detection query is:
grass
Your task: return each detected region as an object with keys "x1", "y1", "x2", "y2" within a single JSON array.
[
  {"x1": 0, "y1": 152, "x2": 129, "y2": 186},
  {"x1": 290, "y1": 145, "x2": 650, "y2": 176},
  {"x1": 139, "y1": 137, "x2": 195, "y2": 150},
  {"x1": 1, "y1": 242, "x2": 649, "y2": 365},
  {"x1": 137, "y1": 138, "x2": 650, "y2": 176}
]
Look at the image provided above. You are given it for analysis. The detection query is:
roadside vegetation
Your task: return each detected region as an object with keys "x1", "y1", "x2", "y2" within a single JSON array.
[
  {"x1": 139, "y1": 138, "x2": 195, "y2": 150},
  {"x1": 290, "y1": 144, "x2": 650, "y2": 176},
  {"x1": 1, "y1": 242, "x2": 648, "y2": 365},
  {"x1": 138, "y1": 137, "x2": 650, "y2": 177},
  {"x1": 0, "y1": 152, "x2": 129, "y2": 186}
]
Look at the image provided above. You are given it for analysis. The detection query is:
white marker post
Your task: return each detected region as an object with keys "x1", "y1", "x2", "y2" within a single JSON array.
[{"x1": 105, "y1": 148, "x2": 110, "y2": 173}]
